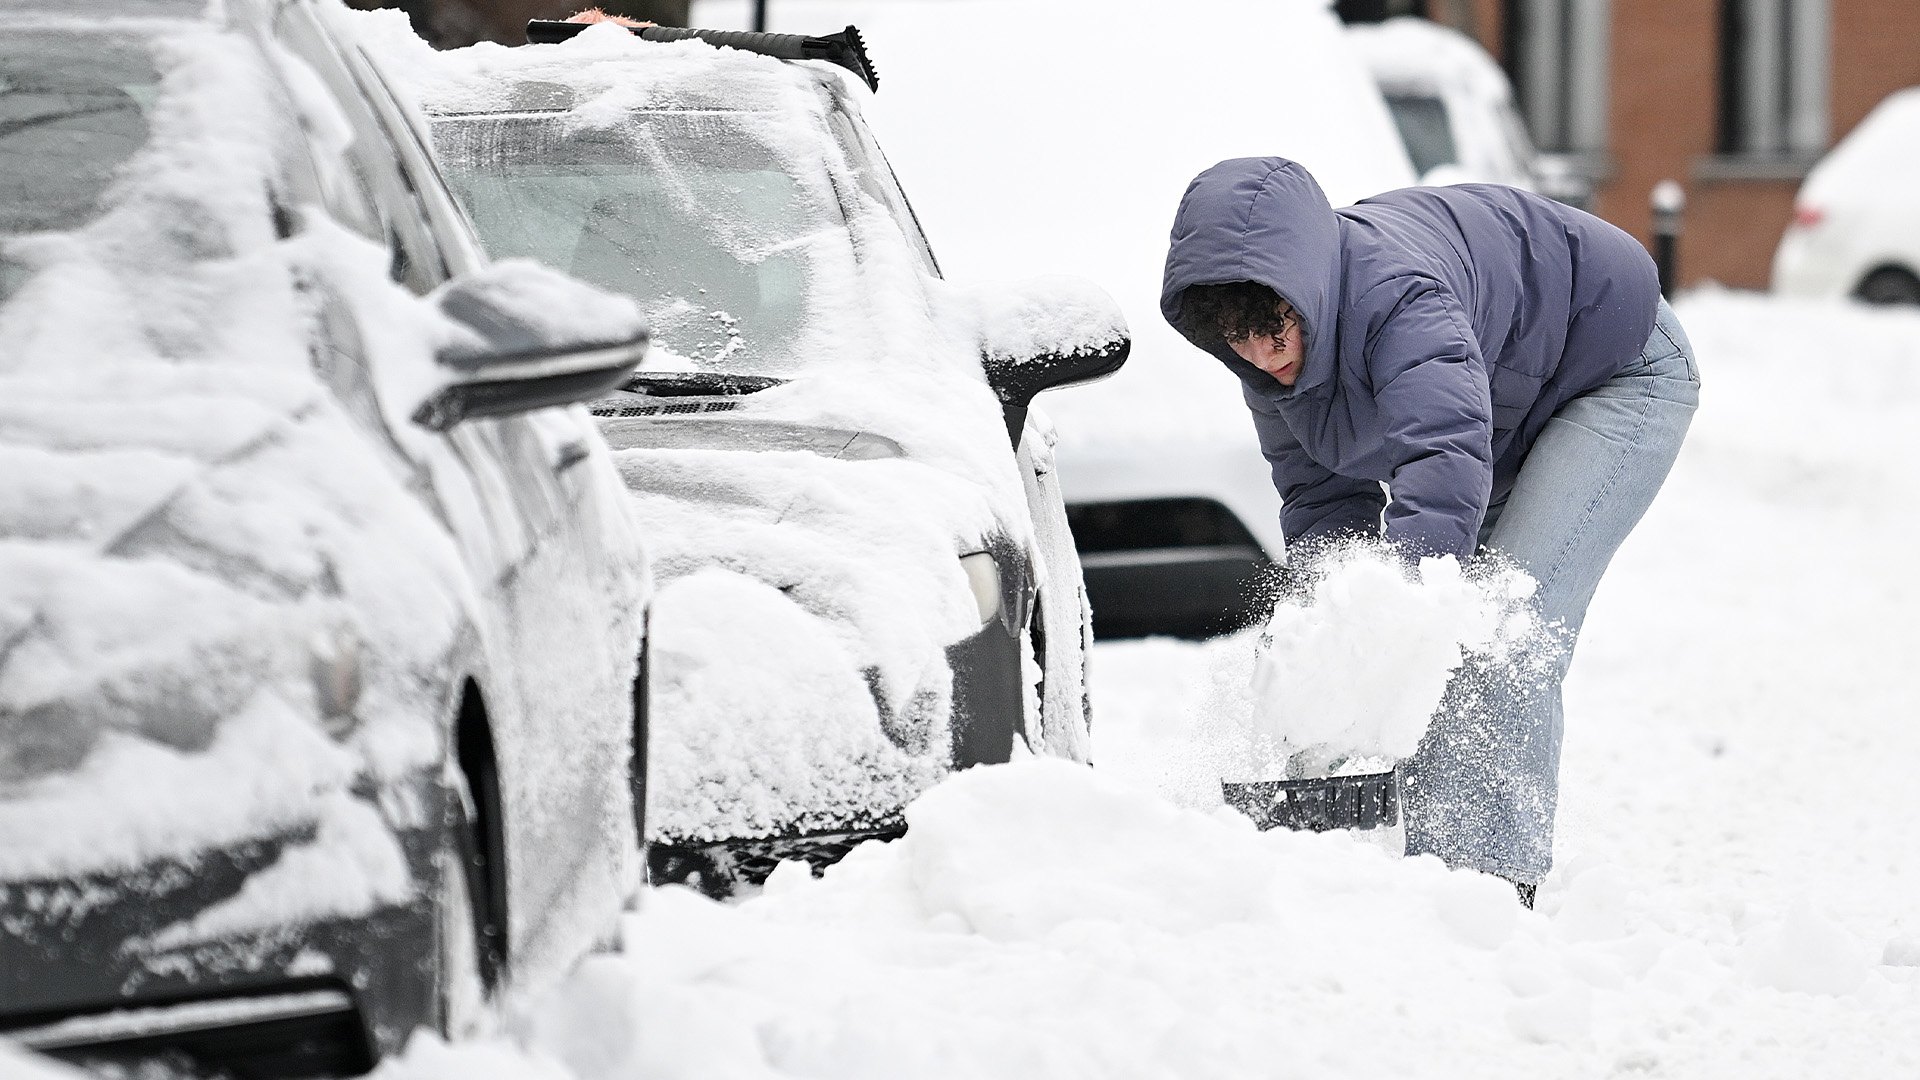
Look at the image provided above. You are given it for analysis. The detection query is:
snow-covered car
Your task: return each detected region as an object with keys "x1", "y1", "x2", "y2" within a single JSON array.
[
  {"x1": 1772, "y1": 86, "x2": 1920, "y2": 305},
  {"x1": 1346, "y1": 16, "x2": 1543, "y2": 192},
  {"x1": 0, "y1": 0, "x2": 652, "y2": 1073},
  {"x1": 366, "y1": 18, "x2": 1126, "y2": 892}
]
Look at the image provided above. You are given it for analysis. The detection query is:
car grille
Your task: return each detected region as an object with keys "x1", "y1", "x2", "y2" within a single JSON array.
[{"x1": 590, "y1": 399, "x2": 740, "y2": 417}]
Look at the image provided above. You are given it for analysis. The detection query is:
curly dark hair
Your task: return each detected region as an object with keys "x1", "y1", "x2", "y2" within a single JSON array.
[{"x1": 1178, "y1": 281, "x2": 1295, "y2": 344}]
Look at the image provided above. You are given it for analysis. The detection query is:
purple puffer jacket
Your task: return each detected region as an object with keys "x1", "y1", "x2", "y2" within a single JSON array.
[{"x1": 1161, "y1": 157, "x2": 1659, "y2": 560}]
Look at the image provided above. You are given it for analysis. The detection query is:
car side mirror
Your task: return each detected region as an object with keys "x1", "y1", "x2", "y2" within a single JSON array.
[
  {"x1": 412, "y1": 259, "x2": 650, "y2": 431},
  {"x1": 963, "y1": 277, "x2": 1131, "y2": 447}
]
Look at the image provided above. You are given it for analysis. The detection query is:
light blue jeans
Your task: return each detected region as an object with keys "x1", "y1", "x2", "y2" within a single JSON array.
[{"x1": 1399, "y1": 300, "x2": 1700, "y2": 883}]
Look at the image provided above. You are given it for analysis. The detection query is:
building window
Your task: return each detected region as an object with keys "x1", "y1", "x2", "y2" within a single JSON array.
[
  {"x1": 1717, "y1": 0, "x2": 1829, "y2": 158},
  {"x1": 1503, "y1": 0, "x2": 1611, "y2": 156}
]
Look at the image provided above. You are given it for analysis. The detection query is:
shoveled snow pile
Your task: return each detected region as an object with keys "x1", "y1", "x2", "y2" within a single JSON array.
[
  {"x1": 1249, "y1": 551, "x2": 1547, "y2": 768},
  {"x1": 371, "y1": 760, "x2": 1910, "y2": 1080}
]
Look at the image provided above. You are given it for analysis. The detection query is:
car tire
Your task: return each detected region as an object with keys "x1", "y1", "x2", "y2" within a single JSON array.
[{"x1": 1854, "y1": 266, "x2": 1920, "y2": 305}]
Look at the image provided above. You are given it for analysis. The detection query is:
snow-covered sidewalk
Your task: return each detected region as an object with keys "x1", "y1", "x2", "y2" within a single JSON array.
[{"x1": 327, "y1": 291, "x2": 1920, "y2": 1079}]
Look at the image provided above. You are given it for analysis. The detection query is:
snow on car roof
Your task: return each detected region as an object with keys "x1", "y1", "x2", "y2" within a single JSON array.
[
  {"x1": 1345, "y1": 15, "x2": 1514, "y2": 103},
  {"x1": 362, "y1": 13, "x2": 863, "y2": 119},
  {"x1": 1798, "y1": 86, "x2": 1920, "y2": 210}
]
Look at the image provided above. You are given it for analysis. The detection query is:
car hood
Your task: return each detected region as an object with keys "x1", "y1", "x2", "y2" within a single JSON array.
[{"x1": 605, "y1": 371, "x2": 1028, "y2": 844}]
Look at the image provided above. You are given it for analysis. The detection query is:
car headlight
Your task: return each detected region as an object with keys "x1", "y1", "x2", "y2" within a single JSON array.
[{"x1": 959, "y1": 552, "x2": 1001, "y2": 626}]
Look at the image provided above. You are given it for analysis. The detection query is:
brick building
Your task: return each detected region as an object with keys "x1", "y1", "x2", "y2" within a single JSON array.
[{"x1": 1351, "y1": 0, "x2": 1920, "y2": 290}]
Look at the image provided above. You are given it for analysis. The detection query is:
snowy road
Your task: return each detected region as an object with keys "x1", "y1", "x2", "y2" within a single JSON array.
[{"x1": 340, "y1": 295, "x2": 1920, "y2": 1079}]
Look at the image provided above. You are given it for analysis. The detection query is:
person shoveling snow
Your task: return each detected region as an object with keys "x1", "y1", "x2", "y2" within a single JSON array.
[{"x1": 1161, "y1": 158, "x2": 1699, "y2": 903}]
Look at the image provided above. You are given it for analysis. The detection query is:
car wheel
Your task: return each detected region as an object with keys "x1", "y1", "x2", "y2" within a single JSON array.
[{"x1": 1854, "y1": 266, "x2": 1920, "y2": 305}]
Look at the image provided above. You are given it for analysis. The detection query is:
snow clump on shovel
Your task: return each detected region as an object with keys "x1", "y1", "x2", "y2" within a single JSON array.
[{"x1": 1250, "y1": 546, "x2": 1548, "y2": 766}]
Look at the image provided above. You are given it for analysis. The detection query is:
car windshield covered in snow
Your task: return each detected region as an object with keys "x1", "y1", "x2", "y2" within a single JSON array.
[
  {"x1": 0, "y1": 32, "x2": 159, "y2": 303},
  {"x1": 431, "y1": 81, "x2": 936, "y2": 376}
]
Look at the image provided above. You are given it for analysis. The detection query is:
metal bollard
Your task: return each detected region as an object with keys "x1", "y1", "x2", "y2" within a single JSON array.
[{"x1": 1651, "y1": 179, "x2": 1685, "y2": 299}]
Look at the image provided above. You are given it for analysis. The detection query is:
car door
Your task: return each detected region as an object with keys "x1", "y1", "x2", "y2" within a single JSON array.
[
  {"x1": 332, "y1": 22, "x2": 649, "y2": 974},
  {"x1": 273, "y1": 0, "x2": 643, "y2": 991}
]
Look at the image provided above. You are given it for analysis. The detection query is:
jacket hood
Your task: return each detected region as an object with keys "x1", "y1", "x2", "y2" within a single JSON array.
[{"x1": 1160, "y1": 157, "x2": 1341, "y2": 395}]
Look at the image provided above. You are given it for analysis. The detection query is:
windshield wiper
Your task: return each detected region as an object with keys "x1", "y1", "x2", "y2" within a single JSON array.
[{"x1": 621, "y1": 372, "x2": 786, "y2": 397}]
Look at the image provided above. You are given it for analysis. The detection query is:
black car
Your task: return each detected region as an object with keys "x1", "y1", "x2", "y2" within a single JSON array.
[
  {"x1": 0, "y1": 0, "x2": 652, "y2": 1074},
  {"x1": 375, "y1": 20, "x2": 1128, "y2": 895}
]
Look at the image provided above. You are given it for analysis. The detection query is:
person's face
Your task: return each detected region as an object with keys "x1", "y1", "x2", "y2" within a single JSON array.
[{"x1": 1228, "y1": 304, "x2": 1303, "y2": 386}]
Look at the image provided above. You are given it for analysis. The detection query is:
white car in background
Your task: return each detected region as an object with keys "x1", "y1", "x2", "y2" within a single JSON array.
[
  {"x1": 1773, "y1": 86, "x2": 1920, "y2": 306},
  {"x1": 1346, "y1": 16, "x2": 1542, "y2": 192},
  {"x1": 695, "y1": 0, "x2": 1419, "y2": 638}
]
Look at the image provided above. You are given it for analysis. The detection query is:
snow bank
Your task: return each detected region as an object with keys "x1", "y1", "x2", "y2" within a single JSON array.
[
  {"x1": 1250, "y1": 550, "x2": 1547, "y2": 767},
  {"x1": 373, "y1": 752, "x2": 1916, "y2": 1078}
]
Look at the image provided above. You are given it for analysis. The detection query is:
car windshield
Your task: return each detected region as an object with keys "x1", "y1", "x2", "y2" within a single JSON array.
[
  {"x1": 1384, "y1": 92, "x2": 1458, "y2": 177},
  {"x1": 435, "y1": 105, "x2": 876, "y2": 376},
  {"x1": 0, "y1": 31, "x2": 160, "y2": 303}
]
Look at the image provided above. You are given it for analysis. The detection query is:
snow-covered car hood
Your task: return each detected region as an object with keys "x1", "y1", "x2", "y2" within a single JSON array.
[
  {"x1": 0, "y1": 19, "x2": 476, "y2": 885},
  {"x1": 608, "y1": 369, "x2": 1024, "y2": 843}
]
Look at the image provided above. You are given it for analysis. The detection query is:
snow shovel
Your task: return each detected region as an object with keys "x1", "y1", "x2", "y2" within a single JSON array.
[{"x1": 1222, "y1": 770, "x2": 1397, "y2": 832}]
